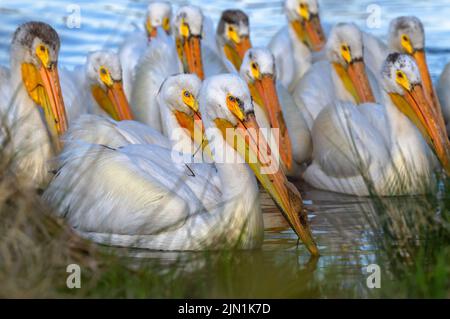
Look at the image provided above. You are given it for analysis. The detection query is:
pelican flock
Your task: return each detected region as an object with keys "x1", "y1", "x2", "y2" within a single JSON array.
[{"x1": 0, "y1": 0, "x2": 449, "y2": 256}]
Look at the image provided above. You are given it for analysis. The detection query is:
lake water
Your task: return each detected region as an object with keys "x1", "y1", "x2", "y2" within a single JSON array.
[{"x1": 1, "y1": 0, "x2": 448, "y2": 297}]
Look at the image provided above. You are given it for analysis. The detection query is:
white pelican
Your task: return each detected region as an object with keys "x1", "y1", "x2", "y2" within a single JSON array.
[
  {"x1": 304, "y1": 53, "x2": 450, "y2": 196},
  {"x1": 128, "y1": 5, "x2": 232, "y2": 132},
  {"x1": 213, "y1": 9, "x2": 252, "y2": 72},
  {"x1": 293, "y1": 23, "x2": 377, "y2": 132},
  {"x1": 68, "y1": 50, "x2": 134, "y2": 122},
  {"x1": 173, "y1": 5, "x2": 229, "y2": 80},
  {"x1": 388, "y1": 17, "x2": 441, "y2": 115},
  {"x1": 363, "y1": 16, "x2": 444, "y2": 125},
  {"x1": 0, "y1": 22, "x2": 67, "y2": 188},
  {"x1": 64, "y1": 73, "x2": 206, "y2": 162},
  {"x1": 268, "y1": 0, "x2": 326, "y2": 92},
  {"x1": 240, "y1": 48, "x2": 312, "y2": 173},
  {"x1": 119, "y1": 1, "x2": 172, "y2": 100},
  {"x1": 44, "y1": 74, "x2": 318, "y2": 254}
]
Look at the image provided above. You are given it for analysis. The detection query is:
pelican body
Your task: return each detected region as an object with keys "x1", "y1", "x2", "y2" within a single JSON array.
[{"x1": 45, "y1": 74, "x2": 318, "y2": 254}]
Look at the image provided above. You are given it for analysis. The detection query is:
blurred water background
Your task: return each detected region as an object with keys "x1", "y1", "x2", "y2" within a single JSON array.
[
  {"x1": 1, "y1": 0, "x2": 450, "y2": 80},
  {"x1": 0, "y1": 0, "x2": 449, "y2": 297}
]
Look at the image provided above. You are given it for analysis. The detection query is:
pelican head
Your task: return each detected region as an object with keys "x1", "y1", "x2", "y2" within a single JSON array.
[
  {"x1": 86, "y1": 50, "x2": 133, "y2": 121},
  {"x1": 284, "y1": 0, "x2": 326, "y2": 51},
  {"x1": 216, "y1": 9, "x2": 252, "y2": 70},
  {"x1": 200, "y1": 74, "x2": 318, "y2": 255},
  {"x1": 174, "y1": 6, "x2": 204, "y2": 79},
  {"x1": 240, "y1": 48, "x2": 293, "y2": 170},
  {"x1": 145, "y1": 1, "x2": 172, "y2": 40},
  {"x1": 158, "y1": 73, "x2": 202, "y2": 125},
  {"x1": 11, "y1": 21, "x2": 67, "y2": 148},
  {"x1": 327, "y1": 23, "x2": 375, "y2": 104},
  {"x1": 382, "y1": 53, "x2": 450, "y2": 175},
  {"x1": 388, "y1": 16, "x2": 435, "y2": 108}
]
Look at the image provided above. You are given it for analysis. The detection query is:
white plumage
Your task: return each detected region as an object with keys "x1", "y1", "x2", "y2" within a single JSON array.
[
  {"x1": 240, "y1": 48, "x2": 312, "y2": 170},
  {"x1": 1, "y1": 22, "x2": 67, "y2": 188},
  {"x1": 119, "y1": 1, "x2": 173, "y2": 100},
  {"x1": 437, "y1": 63, "x2": 450, "y2": 135},
  {"x1": 130, "y1": 32, "x2": 181, "y2": 132},
  {"x1": 292, "y1": 23, "x2": 381, "y2": 134},
  {"x1": 303, "y1": 54, "x2": 440, "y2": 196},
  {"x1": 44, "y1": 74, "x2": 268, "y2": 250}
]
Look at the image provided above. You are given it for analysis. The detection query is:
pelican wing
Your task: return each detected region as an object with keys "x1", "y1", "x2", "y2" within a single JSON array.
[
  {"x1": 269, "y1": 26, "x2": 312, "y2": 92},
  {"x1": 292, "y1": 61, "x2": 335, "y2": 130},
  {"x1": 44, "y1": 143, "x2": 222, "y2": 246},
  {"x1": 362, "y1": 32, "x2": 389, "y2": 83},
  {"x1": 130, "y1": 32, "x2": 181, "y2": 132},
  {"x1": 119, "y1": 30, "x2": 148, "y2": 100},
  {"x1": 269, "y1": 27, "x2": 296, "y2": 90},
  {"x1": 59, "y1": 65, "x2": 89, "y2": 123},
  {"x1": 437, "y1": 63, "x2": 450, "y2": 134},
  {"x1": 304, "y1": 101, "x2": 391, "y2": 195},
  {"x1": 63, "y1": 114, "x2": 171, "y2": 150},
  {"x1": 202, "y1": 45, "x2": 234, "y2": 76},
  {"x1": 277, "y1": 82, "x2": 312, "y2": 164}
]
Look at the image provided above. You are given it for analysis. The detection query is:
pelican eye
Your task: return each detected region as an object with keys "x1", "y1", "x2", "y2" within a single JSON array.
[
  {"x1": 227, "y1": 24, "x2": 241, "y2": 43},
  {"x1": 180, "y1": 18, "x2": 190, "y2": 38},
  {"x1": 340, "y1": 44, "x2": 352, "y2": 64},
  {"x1": 182, "y1": 89, "x2": 197, "y2": 111},
  {"x1": 395, "y1": 69, "x2": 411, "y2": 91},
  {"x1": 250, "y1": 61, "x2": 260, "y2": 79},
  {"x1": 98, "y1": 66, "x2": 114, "y2": 87},
  {"x1": 162, "y1": 17, "x2": 171, "y2": 31},
  {"x1": 35, "y1": 43, "x2": 50, "y2": 68},
  {"x1": 226, "y1": 94, "x2": 245, "y2": 121},
  {"x1": 298, "y1": 3, "x2": 310, "y2": 20},
  {"x1": 400, "y1": 34, "x2": 414, "y2": 54}
]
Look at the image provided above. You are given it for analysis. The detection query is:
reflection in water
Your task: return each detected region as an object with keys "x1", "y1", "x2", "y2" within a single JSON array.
[{"x1": 0, "y1": 0, "x2": 448, "y2": 294}]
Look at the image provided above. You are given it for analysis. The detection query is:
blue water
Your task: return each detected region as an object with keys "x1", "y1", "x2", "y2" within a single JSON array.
[{"x1": 1, "y1": 0, "x2": 450, "y2": 80}]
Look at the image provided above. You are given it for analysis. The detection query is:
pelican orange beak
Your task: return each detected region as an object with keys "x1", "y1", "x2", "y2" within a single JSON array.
[
  {"x1": 224, "y1": 35, "x2": 252, "y2": 70},
  {"x1": 214, "y1": 113, "x2": 319, "y2": 256},
  {"x1": 21, "y1": 62, "x2": 68, "y2": 150},
  {"x1": 146, "y1": 20, "x2": 159, "y2": 40},
  {"x1": 290, "y1": 15, "x2": 326, "y2": 52},
  {"x1": 91, "y1": 80, "x2": 134, "y2": 121},
  {"x1": 333, "y1": 60, "x2": 376, "y2": 104},
  {"x1": 182, "y1": 36, "x2": 204, "y2": 80},
  {"x1": 251, "y1": 75, "x2": 293, "y2": 171},
  {"x1": 390, "y1": 84, "x2": 450, "y2": 175},
  {"x1": 146, "y1": 20, "x2": 171, "y2": 41},
  {"x1": 173, "y1": 106, "x2": 214, "y2": 160},
  {"x1": 412, "y1": 50, "x2": 446, "y2": 122}
]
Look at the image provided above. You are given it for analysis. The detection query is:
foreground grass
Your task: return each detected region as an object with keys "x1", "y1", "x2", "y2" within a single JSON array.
[
  {"x1": 365, "y1": 176, "x2": 450, "y2": 298},
  {"x1": 0, "y1": 158, "x2": 448, "y2": 297}
]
